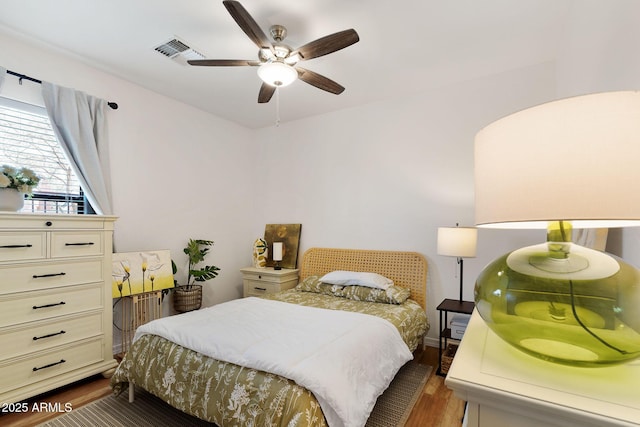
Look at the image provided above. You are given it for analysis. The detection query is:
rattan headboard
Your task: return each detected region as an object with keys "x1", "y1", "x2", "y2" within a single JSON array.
[{"x1": 299, "y1": 247, "x2": 427, "y2": 310}]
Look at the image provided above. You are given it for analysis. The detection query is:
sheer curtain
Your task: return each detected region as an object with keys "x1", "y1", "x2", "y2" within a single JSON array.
[
  {"x1": 41, "y1": 82, "x2": 113, "y2": 215},
  {"x1": 0, "y1": 66, "x2": 6, "y2": 92}
]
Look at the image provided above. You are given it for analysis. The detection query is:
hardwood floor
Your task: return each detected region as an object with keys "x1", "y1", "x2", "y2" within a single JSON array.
[
  {"x1": 406, "y1": 346, "x2": 466, "y2": 427},
  {"x1": 0, "y1": 375, "x2": 112, "y2": 427},
  {"x1": 1, "y1": 346, "x2": 465, "y2": 427}
]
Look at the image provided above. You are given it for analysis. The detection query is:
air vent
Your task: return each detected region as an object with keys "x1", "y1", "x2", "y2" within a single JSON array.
[
  {"x1": 154, "y1": 37, "x2": 206, "y2": 65},
  {"x1": 155, "y1": 38, "x2": 190, "y2": 58}
]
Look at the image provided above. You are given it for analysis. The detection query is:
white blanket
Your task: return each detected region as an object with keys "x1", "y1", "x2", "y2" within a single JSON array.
[{"x1": 133, "y1": 297, "x2": 412, "y2": 427}]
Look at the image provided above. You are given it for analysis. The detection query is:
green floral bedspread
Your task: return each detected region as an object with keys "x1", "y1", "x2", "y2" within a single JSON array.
[
  {"x1": 111, "y1": 289, "x2": 428, "y2": 427},
  {"x1": 263, "y1": 289, "x2": 428, "y2": 352}
]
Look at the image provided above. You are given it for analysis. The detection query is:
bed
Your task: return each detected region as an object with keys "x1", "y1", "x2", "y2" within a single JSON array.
[{"x1": 111, "y1": 247, "x2": 429, "y2": 427}]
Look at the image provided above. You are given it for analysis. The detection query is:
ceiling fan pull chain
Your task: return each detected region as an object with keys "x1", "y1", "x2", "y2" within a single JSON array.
[{"x1": 275, "y1": 88, "x2": 281, "y2": 127}]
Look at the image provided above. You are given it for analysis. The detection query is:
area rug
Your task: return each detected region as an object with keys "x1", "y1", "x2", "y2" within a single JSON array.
[{"x1": 39, "y1": 362, "x2": 432, "y2": 427}]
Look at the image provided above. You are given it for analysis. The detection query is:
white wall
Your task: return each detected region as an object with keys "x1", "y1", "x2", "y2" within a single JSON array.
[
  {"x1": 4, "y1": 0, "x2": 639, "y2": 347},
  {"x1": 556, "y1": 0, "x2": 640, "y2": 267},
  {"x1": 254, "y1": 63, "x2": 553, "y2": 342},
  {"x1": 1, "y1": 24, "x2": 551, "y2": 345},
  {"x1": 0, "y1": 31, "x2": 257, "y2": 311}
]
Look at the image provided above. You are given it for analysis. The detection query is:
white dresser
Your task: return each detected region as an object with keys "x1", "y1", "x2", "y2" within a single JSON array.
[
  {"x1": 445, "y1": 311, "x2": 640, "y2": 427},
  {"x1": 0, "y1": 213, "x2": 118, "y2": 403},
  {"x1": 241, "y1": 267, "x2": 299, "y2": 297}
]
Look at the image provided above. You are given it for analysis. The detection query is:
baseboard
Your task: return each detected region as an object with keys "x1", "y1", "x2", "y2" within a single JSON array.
[
  {"x1": 424, "y1": 336, "x2": 438, "y2": 348},
  {"x1": 113, "y1": 341, "x2": 123, "y2": 355}
]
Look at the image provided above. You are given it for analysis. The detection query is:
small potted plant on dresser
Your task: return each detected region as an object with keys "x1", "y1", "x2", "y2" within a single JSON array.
[{"x1": 172, "y1": 239, "x2": 221, "y2": 313}]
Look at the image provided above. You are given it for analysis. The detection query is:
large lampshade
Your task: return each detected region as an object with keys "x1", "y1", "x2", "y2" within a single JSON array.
[
  {"x1": 474, "y1": 91, "x2": 640, "y2": 367},
  {"x1": 476, "y1": 91, "x2": 640, "y2": 228},
  {"x1": 257, "y1": 62, "x2": 298, "y2": 87}
]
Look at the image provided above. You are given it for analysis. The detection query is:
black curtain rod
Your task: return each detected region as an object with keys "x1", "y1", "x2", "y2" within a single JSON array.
[{"x1": 5, "y1": 70, "x2": 118, "y2": 110}]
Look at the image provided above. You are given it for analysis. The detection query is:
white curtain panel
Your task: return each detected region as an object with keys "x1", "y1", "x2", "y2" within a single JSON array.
[
  {"x1": 0, "y1": 66, "x2": 6, "y2": 92},
  {"x1": 41, "y1": 82, "x2": 113, "y2": 215}
]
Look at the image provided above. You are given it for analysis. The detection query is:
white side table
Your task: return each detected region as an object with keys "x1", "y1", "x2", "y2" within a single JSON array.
[
  {"x1": 241, "y1": 267, "x2": 299, "y2": 297},
  {"x1": 445, "y1": 310, "x2": 640, "y2": 427}
]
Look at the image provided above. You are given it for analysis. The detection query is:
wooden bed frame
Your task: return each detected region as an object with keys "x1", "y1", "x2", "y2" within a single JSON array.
[{"x1": 299, "y1": 247, "x2": 428, "y2": 310}]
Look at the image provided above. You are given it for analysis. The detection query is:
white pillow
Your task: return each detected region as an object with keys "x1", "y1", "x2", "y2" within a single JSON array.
[{"x1": 319, "y1": 270, "x2": 394, "y2": 290}]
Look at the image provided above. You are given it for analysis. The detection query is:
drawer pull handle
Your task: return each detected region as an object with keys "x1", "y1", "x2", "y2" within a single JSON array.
[
  {"x1": 65, "y1": 242, "x2": 95, "y2": 246},
  {"x1": 33, "y1": 301, "x2": 66, "y2": 309},
  {"x1": 0, "y1": 244, "x2": 33, "y2": 248},
  {"x1": 33, "y1": 359, "x2": 66, "y2": 371},
  {"x1": 33, "y1": 330, "x2": 66, "y2": 341},
  {"x1": 254, "y1": 287, "x2": 267, "y2": 291},
  {"x1": 33, "y1": 272, "x2": 67, "y2": 279}
]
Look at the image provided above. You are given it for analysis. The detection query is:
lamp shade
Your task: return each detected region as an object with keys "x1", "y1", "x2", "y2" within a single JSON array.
[
  {"x1": 272, "y1": 242, "x2": 283, "y2": 261},
  {"x1": 473, "y1": 91, "x2": 640, "y2": 367},
  {"x1": 257, "y1": 62, "x2": 298, "y2": 87},
  {"x1": 437, "y1": 227, "x2": 477, "y2": 258},
  {"x1": 475, "y1": 91, "x2": 640, "y2": 229}
]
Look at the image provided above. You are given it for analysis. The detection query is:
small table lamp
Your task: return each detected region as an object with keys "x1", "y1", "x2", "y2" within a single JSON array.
[
  {"x1": 474, "y1": 91, "x2": 640, "y2": 367},
  {"x1": 437, "y1": 225, "x2": 478, "y2": 303},
  {"x1": 273, "y1": 242, "x2": 283, "y2": 270}
]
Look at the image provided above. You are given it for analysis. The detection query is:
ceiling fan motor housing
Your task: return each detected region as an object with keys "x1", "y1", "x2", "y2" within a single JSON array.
[{"x1": 270, "y1": 25, "x2": 287, "y2": 42}]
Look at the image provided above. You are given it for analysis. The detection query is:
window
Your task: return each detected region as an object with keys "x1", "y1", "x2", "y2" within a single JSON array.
[{"x1": 0, "y1": 97, "x2": 92, "y2": 214}]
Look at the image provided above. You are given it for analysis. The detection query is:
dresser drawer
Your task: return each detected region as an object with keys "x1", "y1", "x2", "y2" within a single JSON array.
[
  {"x1": 243, "y1": 277, "x2": 298, "y2": 296},
  {"x1": 242, "y1": 271, "x2": 292, "y2": 284},
  {"x1": 0, "y1": 216, "x2": 107, "y2": 230},
  {"x1": 51, "y1": 231, "x2": 104, "y2": 258},
  {"x1": 0, "y1": 312, "x2": 103, "y2": 360},
  {"x1": 0, "y1": 232, "x2": 47, "y2": 262},
  {"x1": 0, "y1": 338, "x2": 105, "y2": 394},
  {"x1": 244, "y1": 279, "x2": 282, "y2": 296},
  {"x1": 0, "y1": 259, "x2": 104, "y2": 294},
  {"x1": 0, "y1": 284, "x2": 103, "y2": 328}
]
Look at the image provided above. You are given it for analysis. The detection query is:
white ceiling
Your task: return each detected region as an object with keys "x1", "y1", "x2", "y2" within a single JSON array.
[{"x1": 0, "y1": 0, "x2": 574, "y2": 129}]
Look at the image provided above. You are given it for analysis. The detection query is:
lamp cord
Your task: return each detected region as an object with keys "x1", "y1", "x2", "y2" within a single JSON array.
[
  {"x1": 558, "y1": 222, "x2": 632, "y2": 355},
  {"x1": 568, "y1": 280, "x2": 629, "y2": 355}
]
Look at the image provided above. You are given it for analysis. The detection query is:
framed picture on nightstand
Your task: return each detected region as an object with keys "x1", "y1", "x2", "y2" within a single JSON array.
[{"x1": 264, "y1": 224, "x2": 301, "y2": 269}]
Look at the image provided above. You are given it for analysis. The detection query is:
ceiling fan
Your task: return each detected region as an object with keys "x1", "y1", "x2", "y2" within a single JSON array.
[{"x1": 188, "y1": 0, "x2": 360, "y2": 103}]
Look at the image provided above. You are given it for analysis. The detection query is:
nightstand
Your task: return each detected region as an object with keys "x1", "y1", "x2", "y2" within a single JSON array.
[
  {"x1": 445, "y1": 311, "x2": 640, "y2": 426},
  {"x1": 437, "y1": 298, "x2": 475, "y2": 376},
  {"x1": 241, "y1": 267, "x2": 299, "y2": 297}
]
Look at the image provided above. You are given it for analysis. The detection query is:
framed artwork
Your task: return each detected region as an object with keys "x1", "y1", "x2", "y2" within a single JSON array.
[
  {"x1": 112, "y1": 250, "x2": 174, "y2": 298},
  {"x1": 264, "y1": 224, "x2": 302, "y2": 269}
]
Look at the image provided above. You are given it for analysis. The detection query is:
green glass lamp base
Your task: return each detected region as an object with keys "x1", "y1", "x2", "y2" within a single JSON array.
[{"x1": 475, "y1": 239, "x2": 640, "y2": 367}]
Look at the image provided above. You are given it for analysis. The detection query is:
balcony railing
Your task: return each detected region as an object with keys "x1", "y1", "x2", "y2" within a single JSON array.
[{"x1": 21, "y1": 191, "x2": 91, "y2": 214}]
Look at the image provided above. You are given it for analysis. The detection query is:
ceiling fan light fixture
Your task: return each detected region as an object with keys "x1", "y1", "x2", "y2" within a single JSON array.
[
  {"x1": 284, "y1": 53, "x2": 301, "y2": 65},
  {"x1": 257, "y1": 61, "x2": 298, "y2": 87}
]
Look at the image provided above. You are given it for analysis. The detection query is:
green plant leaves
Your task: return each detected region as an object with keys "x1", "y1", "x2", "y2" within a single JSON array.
[
  {"x1": 182, "y1": 239, "x2": 220, "y2": 286},
  {"x1": 191, "y1": 265, "x2": 221, "y2": 282}
]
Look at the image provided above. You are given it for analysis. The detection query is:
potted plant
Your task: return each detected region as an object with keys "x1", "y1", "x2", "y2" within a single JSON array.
[
  {"x1": 0, "y1": 165, "x2": 40, "y2": 211},
  {"x1": 172, "y1": 239, "x2": 221, "y2": 313}
]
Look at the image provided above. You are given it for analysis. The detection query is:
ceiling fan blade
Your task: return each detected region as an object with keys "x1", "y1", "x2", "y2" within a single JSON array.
[
  {"x1": 296, "y1": 29, "x2": 359, "y2": 61},
  {"x1": 297, "y1": 68, "x2": 345, "y2": 95},
  {"x1": 187, "y1": 59, "x2": 260, "y2": 66},
  {"x1": 258, "y1": 83, "x2": 276, "y2": 103},
  {"x1": 223, "y1": 1, "x2": 274, "y2": 51}
]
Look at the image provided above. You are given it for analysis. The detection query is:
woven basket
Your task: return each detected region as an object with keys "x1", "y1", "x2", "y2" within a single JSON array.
[
  {"x1": 173, "y1": 285, "x2": 202, "y2": 313},
  {"x1": 441, "y1": 344, "x2": 458, "y2": 374}
]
